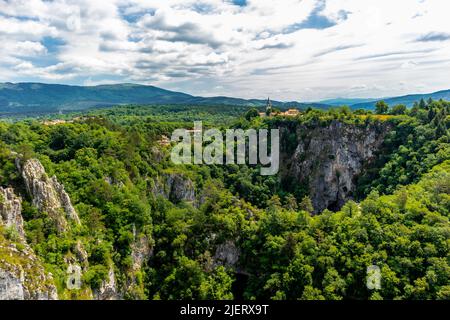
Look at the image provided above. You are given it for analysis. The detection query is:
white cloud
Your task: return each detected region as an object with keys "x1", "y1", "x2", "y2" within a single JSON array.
[
  {"x1": 12, "y1": 41, "x2": 48, "y2": 56},
  {"x1": 0, "y1": 0, "x2": 449, "y2": 100},
  {"x1": 401, "y1": 60, "x2": 418, "y2": 69}
]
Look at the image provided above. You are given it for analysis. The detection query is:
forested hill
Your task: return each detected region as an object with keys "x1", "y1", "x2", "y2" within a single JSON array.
[
  {"x1": 1, "y1": 82, "x2": 449, "y2": 117},
  {"x1": 350, "y1": 89, "x2": 450, "y2": 109},
  {"x1": 0, "y1": 82, "x2": 327, "y2": 116}
]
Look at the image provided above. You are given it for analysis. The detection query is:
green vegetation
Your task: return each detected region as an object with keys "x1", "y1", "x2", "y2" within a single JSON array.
[
  {"x1": 0, "y1": 99, "x2": 449, "y2": 300},
  {"x1": 241, "y1": 161, "x2": 450, "y2": 299},
  {"x1": 0, "y1": 82, "x2": 328, "y2": 117},
  {"x1": 357, "y1": 98, "x2": 450, "y2": 196},
  {"x1": 0, "y1": 225, "x2": 56, "y2": 295},
  {"x1": 375, "y1": 101, "x2": 389, "y2": 114}
]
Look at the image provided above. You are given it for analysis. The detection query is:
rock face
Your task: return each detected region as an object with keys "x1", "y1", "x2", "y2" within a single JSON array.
[
  {"x1": 213, "y1": 241, "x2": 240, "y2": 268},
  {"x1": 94, "y1": 267, "x2": 119, "y2": 300},
  {"x1": 0, "y1": 188, "x2": 58, "y2": 300},
  {"x1": 131, "y1": 234, "x2": 153, "y2": 272},
  {"x1": 152, "y1": 173, "x2": 195, "y2": 203},
  {"x1": 16, "y1": 158, "x2": 80, "y2": 232},
  {"x1": 73, "y1": 240, "x2": 89, "y2": 270},
  {"x1": 122, "y1": 231, "x2": 153, "y2": 299},
  {"x1": 9, "y1": 158, "x2": 91, "y2": 299},
  {"x1": 0, "y1": 187, "x2": 25, "y2": 239},
  {"x1": 280, "y1": 120, "x2": 389, "y2": 213},
  {"x1": 0, "y1": 269, "x2": 24, "y2": 300}
]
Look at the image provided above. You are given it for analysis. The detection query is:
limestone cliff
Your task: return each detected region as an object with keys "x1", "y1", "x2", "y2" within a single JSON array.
[
  {"x1": 16, "y1": 158, "x2": 80, "y2": 232},
  {"x1": 0, "y1": 187, "x2": 25, "y2": 239},
  {"x1": 280, "y1": 120, "x2": 389, "y2": 213},
  {"x1": 131, "y1": 233, "x2": 153, "y2": 272},
  {"x1": 94, "y1": 267, "x2": 120, "y2": 300},
  {"x1": 12, "y1": 158, "x2": 103, "y2": 299},
  {"x1": 123, "y1": 231, "x2": 153, "y2": 298},
  {"x1": 152, "y1": 173, "x2": 195, "y2": 203},
  {"x1": 213, "y1": 240, "x2": 240, "y2": 268},
  {"x1": 1, "y1": 155, "x2": 128, "y2": 300},
  {"x1": 0, "y1": 187, "x2": 58, "y2": 300},
  {"x1": 0, "y1": 246, "x2": 58, "y2": 300}
]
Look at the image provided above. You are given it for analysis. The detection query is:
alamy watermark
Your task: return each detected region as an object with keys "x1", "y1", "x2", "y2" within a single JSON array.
[
  {"x1": 170, "y1": 121, "x2": 279, "y2": 175},
  {"x1": 366, "y1": 265, "x2": 381, "y2": 290},
  {"x1": 66, "y1": 264, "x2": 82, "y2": 290}
]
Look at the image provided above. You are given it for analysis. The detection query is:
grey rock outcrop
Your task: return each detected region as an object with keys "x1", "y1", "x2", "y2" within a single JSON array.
[
  {"x1": 152, "y1": 173, "x2": 195, "y2": 203},
  {"x1": 94, "y1": 267, "x2": 120, "y2": 300},
  {"x1": 0, "y1": 237, "x2": 58, "y2": 300},
  {"x1": 0, "y1": 187, "x2": 25, "y2": 239},
  {"x1": 74, "y1": 240, "x2": 89, "y2": 270},
  {"x1": 213, "y1": 241, "x2": 240, "y2": 268},
  {"x1": 280, "y1": 120, "x2": 389, "y2": 213},
  {"x1": 16, "y1": 158, "x2": 80, "y2": 232},
  {"x1": 13, "y1": 158, "x2": 89, "y2": 298},
  {"x1": 122, "y1": 231, "x2": 153, "y2": 298},
  {"x1": 0, "y1": 186, "x2": 58, "y2": 300},
  {"x1": 131, "y1": 234, "x2": 153, "y2": 272},
  {"x1": 0, "y1": 269, "x2": 24, "y2": 300}
]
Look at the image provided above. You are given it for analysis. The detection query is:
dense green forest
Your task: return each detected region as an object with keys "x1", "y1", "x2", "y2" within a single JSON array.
[{"x1": 0, "y1": 98, "x2": 449, "y2": 300}]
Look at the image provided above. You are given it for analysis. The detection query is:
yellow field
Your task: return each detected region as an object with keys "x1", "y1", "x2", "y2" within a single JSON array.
[{"x1": 357, "y1": 114, "x2": 395, "y2": 121}]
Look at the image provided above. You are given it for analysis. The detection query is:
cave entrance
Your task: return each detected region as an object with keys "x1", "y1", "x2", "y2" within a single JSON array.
[
  {"x1": 231, "y1": 272, "x2": 249, "y2": 300},
  {"x1": 327, "y1": 200, "x2": 341, "y2": 212}
]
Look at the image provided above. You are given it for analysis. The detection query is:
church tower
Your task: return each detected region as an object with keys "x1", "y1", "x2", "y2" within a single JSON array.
[{"x1": 266, "y1": 97, "x2": 272, "y2": 113}]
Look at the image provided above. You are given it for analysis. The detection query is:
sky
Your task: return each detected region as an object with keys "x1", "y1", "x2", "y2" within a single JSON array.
[{"x1": 0, "y1": 0, "x2": 449, "y2": 101}]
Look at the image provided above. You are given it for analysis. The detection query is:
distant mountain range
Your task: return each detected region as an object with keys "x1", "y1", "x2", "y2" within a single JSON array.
[
  {"x1": 347, "y1": 89, "x2": 450, "y2": 109},
  {"x1": 0, "y1": 82, "x2": 449, "y2": 116},
  {"x1": 0, "y1": 82, "x2": 326, "y2": 116},
  {"x1": 316, "y1": 98, "x2": 379, "y2": 106}
]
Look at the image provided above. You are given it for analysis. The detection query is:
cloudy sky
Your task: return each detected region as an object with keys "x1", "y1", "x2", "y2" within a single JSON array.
[{"x1": 1, "y1": 0, "x2": 449, "y2": 101}]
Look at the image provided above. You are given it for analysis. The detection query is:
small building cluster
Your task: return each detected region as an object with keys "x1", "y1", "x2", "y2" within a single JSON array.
[{"x1": 259, "y1": 97, "x2": 300, "y2": 118}]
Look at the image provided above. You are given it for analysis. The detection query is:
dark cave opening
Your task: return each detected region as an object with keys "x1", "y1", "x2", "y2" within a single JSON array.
[
  {"x1": 327, "y1": 200, "x2": 341, "y2": 212},
  {"x1": 232, "y1": 273, "x2": 249, "y2": 300}
]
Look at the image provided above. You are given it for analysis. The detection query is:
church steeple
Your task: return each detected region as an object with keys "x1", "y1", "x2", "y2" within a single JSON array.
[{"x1": 266, "y1": 97, "x2": 272, "y2": 112}]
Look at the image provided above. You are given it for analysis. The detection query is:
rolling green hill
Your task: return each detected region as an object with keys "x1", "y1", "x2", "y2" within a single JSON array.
[
  {"x1": 1, "y1": 82, "x2": 449, "y2": 117},
  {"x1": 350, "y1": 89, "x2": 450, "y2": 109},
  {"x1": 0, "y1": 82, "x2": 327, "y2": 116},
  {"x1": 317, "y1": 98, "x2": 378, "y2": 106}
]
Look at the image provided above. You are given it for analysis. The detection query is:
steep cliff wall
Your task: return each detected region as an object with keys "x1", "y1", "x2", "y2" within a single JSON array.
[
  {"x1": 94, "y1": 267, "x2": 120, "y2": 300},
  {"x1": 152, "y1": 173, "x2": 195, "y2": 203},
  {"x1": 0, "y1": 242, "x2": 58, "y2": 300},
  {"x1": 14, "y1": 158, "x2": 123, "y2": 300},
  {"x1": 0, "y1": 187, "x2": 58, "y2": 300},
  {"x1": 280, "y1": 120, "x2": 390, "y2": 213},
  {"x1": 0, "y1": 187, "x2": 25, "y2": 239},
  {"x1": 123, "y1": 231, "x2": 153, "y2": 299},
  {"x1": 16, "y1": 158, "x2": 80, "y2": 233}
]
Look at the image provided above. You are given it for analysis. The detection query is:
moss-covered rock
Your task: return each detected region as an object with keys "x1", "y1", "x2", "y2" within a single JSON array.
[{"x1": 0, "y1": 227, "x2": 58, "y2": 300}]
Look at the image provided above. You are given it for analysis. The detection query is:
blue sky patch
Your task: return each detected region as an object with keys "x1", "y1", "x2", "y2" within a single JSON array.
[
  {"x1": 232, "y1": 0, "x2": 247, "y2": 7},
  {"x1": 42, "y1": 37, "x2": 66, "y2": 54},
  {"x1": 283, "y1": 0, "x2": 339, "y2": 33}
]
